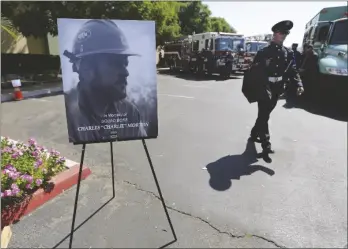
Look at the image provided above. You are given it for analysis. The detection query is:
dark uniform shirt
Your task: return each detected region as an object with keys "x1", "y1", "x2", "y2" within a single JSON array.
[
  {"x1": 293, "y1": 50, "x2": 302, "y2": 70},
  {"x1": 64, "y1": 86, "x2": 147, "y2": 144},
  {"x1": 253, "y1": 42, "x2": 303, "y2": 88}
]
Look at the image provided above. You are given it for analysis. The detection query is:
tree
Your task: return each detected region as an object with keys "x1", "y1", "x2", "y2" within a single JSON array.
[
  {"x1": 178, "y1": 2, "x2": 212, "y2": 35},
  {"x1": 209, "y1": 17, "x2": 237, "y2": 33},
  {"x1": 1, "y1": 1, "x2": 182, "y2": 45},
  {"x1": 1, "y1": 1, "x2": 237, "y2": 45},
  {"x1": 109, "y1": 1, "x2": 182, "y2": 45},
  {"x1": 1, "y1": 14, "x2": 21, "y2": 40},
  {"x1": 1, "y1": 2, "x2": 53, "y2": 38}
]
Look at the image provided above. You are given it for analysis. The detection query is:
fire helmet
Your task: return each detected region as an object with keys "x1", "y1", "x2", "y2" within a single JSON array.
[{"x1": 69, "y1": 19, "x2": 138, "y2": 58}]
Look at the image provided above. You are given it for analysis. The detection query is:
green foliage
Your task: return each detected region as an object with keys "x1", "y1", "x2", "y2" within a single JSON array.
[
  {"x1": 1, "y1": 1, "x2": 236, "y2": 45},
  {"x1": 179, "y1": 2, "x2": 212, "y2": 35},
  {"x1": 1, "y1": 137, "x2": 66, "y2": 207},
  {"x1": 1, "y1": 14, "x2": 21, "y2": 40},
  {"x1": 209, "y1": 17, "x2": 237, "y2": 33}
]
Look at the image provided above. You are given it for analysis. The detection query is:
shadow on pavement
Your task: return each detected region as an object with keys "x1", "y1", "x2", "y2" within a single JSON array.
[
  {"x1": 282, "y1": 95, "x2": 348, "y2": 122},
  {"x1": 52, "y1": 196, "x2": 115, "y2": 249},
  {"x1": 158, "y1": 69, "x2": 242, "y2": 81},
  {"x1": 51, "y1": 194, "x2": 176, "y2": 249},
  {"x1": 206, "y1": 139, "x2": 275, "y2": 191}
]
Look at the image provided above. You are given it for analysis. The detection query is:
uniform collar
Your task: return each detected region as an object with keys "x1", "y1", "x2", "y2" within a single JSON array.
[{"x1": 270, "y1": 41, "x2": 283, "y2": 49}]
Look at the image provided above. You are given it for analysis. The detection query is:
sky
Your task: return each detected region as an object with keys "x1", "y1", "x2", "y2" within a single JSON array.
[{"x1": 204, "y1": 1, "x2": 346, "y2": 47}]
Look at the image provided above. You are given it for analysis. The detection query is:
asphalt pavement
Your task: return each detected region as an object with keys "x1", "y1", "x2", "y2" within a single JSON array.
[{"x1": 1, "y1": 71, "x2": 347, "y2": 248}]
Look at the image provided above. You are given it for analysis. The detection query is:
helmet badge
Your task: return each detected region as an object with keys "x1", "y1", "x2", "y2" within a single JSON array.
[
  {"x1": 76, "y1": 29, "x2": 91, "y2": 43},
  {"x1": 120, "y1": 34, "x2": 128, "y2": 47}
]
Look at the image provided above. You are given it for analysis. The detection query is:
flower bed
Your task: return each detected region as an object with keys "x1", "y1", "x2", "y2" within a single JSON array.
[
  {"x1": 1, "y1": 137, "x2": 66, "y2": 202},
  {"x1": 1, "y1": 136, "x2": 91, "y2": 228}
]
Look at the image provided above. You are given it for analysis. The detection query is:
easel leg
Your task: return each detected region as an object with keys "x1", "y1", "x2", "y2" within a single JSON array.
[
  {"x1": 141, "y1": 139, "x2": 177, "y2": 242},
  {"x1": 110, "y1": 142, "x2": 116, "y2": 197},
  {"x1": 69, "y1": 144, "x2": 86, "y2": 249}
]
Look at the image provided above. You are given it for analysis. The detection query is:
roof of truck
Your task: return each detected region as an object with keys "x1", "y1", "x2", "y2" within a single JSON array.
[{"x1": 306, "y1": 6, "x2": 347, "y2": 28}]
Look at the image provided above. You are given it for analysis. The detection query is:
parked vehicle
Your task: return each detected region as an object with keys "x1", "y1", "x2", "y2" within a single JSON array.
[
  {"x1": 163, "y1": 35, "x2": 192, "y2": 73},
  {"x1": 240, "y1": 34, "x2": 271, "y2": 72},
  {"x1": 302, "y1": 6, "x2": 348, "y2": 99},
  {"x1": 163, "y1": 32, "x2": 246, "y2": 78}
]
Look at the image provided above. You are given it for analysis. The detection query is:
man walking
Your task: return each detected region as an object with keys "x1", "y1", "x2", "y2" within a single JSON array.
[
  {"x1": 291, "y1": 43, "x2": 302, "y2": 69},
  {"x1": 299, "y1": 43, "x2": 319, "y2": 98},
  {"x1": 249, "y1": 20, "x2": 304, "y2": 161}
]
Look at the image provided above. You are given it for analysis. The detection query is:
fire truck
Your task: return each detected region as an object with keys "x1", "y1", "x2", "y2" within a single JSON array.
[
  {"x1": 162, "y1": 35, "x2": 193, "y2": 73},
  {"x1": 163, "y1": 32, "x2": 246, "y2": 78},
  {"x1": 240, "y1": 34, "x2": 272, "y2": 71}
]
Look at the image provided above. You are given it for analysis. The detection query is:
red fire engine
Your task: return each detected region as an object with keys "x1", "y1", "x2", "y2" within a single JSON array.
[{"x1": 240, "y1": 34, "x2": 272, "y2": 72}]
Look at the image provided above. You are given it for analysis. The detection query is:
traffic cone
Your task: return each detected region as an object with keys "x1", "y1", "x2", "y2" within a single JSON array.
[
  {"x1": 11, "y1": 79, "x2": 23, "y2": 101},
  {"x1": 13, "y1": 87, "x2": 23, "y2": 101}
]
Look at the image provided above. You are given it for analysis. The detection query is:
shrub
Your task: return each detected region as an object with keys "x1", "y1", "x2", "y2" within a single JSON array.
[{"x1": 1, "y1": 137, "x2": 67, "y2": 206}]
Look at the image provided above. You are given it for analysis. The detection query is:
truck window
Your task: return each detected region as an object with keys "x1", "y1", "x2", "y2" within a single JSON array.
[
  {"x1": 313, "y1": 22, "x2": 331, "y2": 42},
  {"x1": 192, "y1": 40, "x2": 199, "y2": 52},
  {"x1": 210, "y1": 38, "x2": 214, "y2": 50},
  {"x1": 303, "y1": 33, "x2": 308, "y2": 44},
  {"x1": 313, "y1": 27, "x2": 320, "y2": 42},
  {"x1": 185, "y1": 42, "x2": 191, "y2": 53},
  {"x1": 318, "y1": 25, "x2": 330, "y2": 42},
  {"x1": 308, "y1": 27, "x2": 314, "y2": 40},
  {"x1": 246, "y1": 43, "x2": 251, "y2": 52},
  {"x1": 303, "y1": 31, "x2": 309, "y2": 45},
  {"x1": 329, "y1": 19, "x2": 348, "y2": 45},
  {"x1": 205, "y1": 39, "x2": 209, "y2": 50},
  {"x1": 246, "y1": 42, "x2": 267, "y2": 53}
]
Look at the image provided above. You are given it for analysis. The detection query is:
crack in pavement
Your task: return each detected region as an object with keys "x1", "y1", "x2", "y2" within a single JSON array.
[{"x1": 123, "y1": 180, "x2": 285, "y2": 248}]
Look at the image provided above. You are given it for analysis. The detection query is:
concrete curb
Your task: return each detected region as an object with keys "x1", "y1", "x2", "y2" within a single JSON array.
[
  {"x1": 1, "y1": 164, "x2": 91, "y2": 228},
  {"x1": 1, "y1": 80, "x2": 61, "y2": 90},
  {"x1": 1, "y1": 139, "x2": 92, "y2": 227},
  {"x1": 1, "y1": 86, "x2": 63, "y2": 103}
]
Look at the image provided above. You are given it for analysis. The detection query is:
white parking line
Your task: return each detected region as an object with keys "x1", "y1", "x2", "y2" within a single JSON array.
[
  {"x1": 182, "y1": 85, "x2": 211, "y2": 88},
  {"x1": 29, "y1": 98, "x2": 50, "y2": 102},
  {"x1": 159, "y1": 94, "x2": 195, "y2": 99}
]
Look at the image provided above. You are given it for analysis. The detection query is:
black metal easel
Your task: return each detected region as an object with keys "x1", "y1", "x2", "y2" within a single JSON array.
[{"x1": 68, "y1": 139, "x2": 177, "y2": 249}]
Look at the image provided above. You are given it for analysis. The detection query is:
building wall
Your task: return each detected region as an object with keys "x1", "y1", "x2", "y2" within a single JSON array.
[
  {"x1": 47, "y1": 34, "x2": 59, "y2": 55},
  {"x1": 1, "y1": 31, "x2": 50, "y2": 55}
]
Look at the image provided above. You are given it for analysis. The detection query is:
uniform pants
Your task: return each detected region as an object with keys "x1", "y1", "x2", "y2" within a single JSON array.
[{"x1": 251, "y1": 82, "x2": 281, "y2": 150}]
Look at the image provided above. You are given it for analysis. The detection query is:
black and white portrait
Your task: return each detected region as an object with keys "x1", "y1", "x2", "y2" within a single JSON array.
[{"x1": 57, "y1": 18, "x2": 158, "y2": 144}]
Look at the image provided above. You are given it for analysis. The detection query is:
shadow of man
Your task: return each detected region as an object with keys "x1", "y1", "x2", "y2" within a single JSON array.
[{"x1": 206, "y1": 139, "x2": 275, "y2": 191}]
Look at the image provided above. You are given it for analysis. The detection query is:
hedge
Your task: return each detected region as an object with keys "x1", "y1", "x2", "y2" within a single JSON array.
[{"x1": 1, "y1": 54, "x2": 61, "y2": 75}]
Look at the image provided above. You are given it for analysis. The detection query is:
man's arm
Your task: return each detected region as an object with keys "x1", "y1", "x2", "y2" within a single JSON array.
[
  {"x1": 286, "y1": 50, "x2": 303, "y2": 88},
  {"x1": 252, "y1": 48, "x2": 265, "y2": 66}
]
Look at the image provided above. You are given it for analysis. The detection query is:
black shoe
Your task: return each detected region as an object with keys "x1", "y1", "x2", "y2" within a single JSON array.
[
  {"x1": 257, "y1": 151, "x2": 273, "y2": 163},
  {"x1": 261, "y1": 142, "x2": 275, "y2": 154},
  {"x1": 249, "y1": 133, "x2": 261, "y2": 143},
  {"x1": 263, "y1": 148, "x2": 275, "y2": 154},
  {"x1": 262, "y1": 153, "x2": 272, "y2": 163}
]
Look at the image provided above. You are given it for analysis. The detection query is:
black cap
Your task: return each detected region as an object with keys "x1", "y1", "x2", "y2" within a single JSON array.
[
  {"x1": 292, "y1": 43, "x2": 298, "y2": 47},
  {"x1": 271, "y1": 20, "x2": 293, "y2": 34}
]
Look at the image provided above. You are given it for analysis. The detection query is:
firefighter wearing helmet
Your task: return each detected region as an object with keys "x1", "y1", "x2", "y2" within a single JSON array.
[{"x1": 63, "y1": 19, "x2": 147, "y2": 144}]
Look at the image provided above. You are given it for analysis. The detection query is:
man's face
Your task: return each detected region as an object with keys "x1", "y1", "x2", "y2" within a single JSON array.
[
  {"x1": 78, "y1": 53, "x2": 130, "y2": 99},
  {"x1": 306, "y1": 47, "x2": 313, "y2": 54},
  {"x1": 273, "y1": 31, "x2": 288, "y2": 43},
  {"x1": 292, "y1": 45, "x2": 297, "y2": 51}
]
